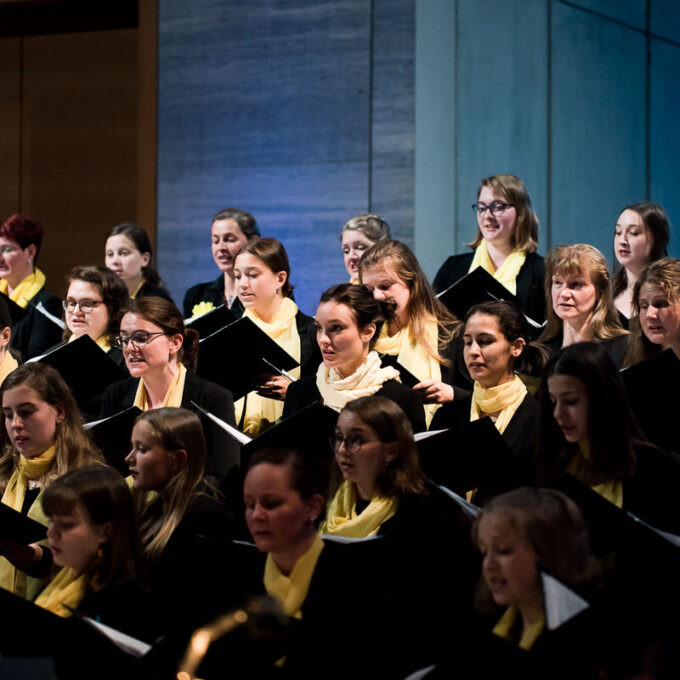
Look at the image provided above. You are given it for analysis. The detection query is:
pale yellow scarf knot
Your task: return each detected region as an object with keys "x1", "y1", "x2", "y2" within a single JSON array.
[
  {"x1": 134, "y1": 363, "x2": 187, "y2": 410},
  {"x1": 68, "y1": 333, "x2": 112, "y2": 354},
  {"x1": 321, "y1": 481, "x2": 398, "y2": 537},
  {"x1": 567, "y1": 439, "x2": 623, "y2": 508},
  {"x1": 471, "y1": 374, "x2": 527, "y2": 434},
  {"x1": 34, "y1": 567, "x2": 86, "y2": 617},
  {"x1": 469, "y1": 243, "x2": 526, "y2": 295},
  {"x1": 493, "y1": 605, "x2": 545, "y2": 650},
  {"x1": 264, "y1": 533, "x2": 324, "y2": 619},
  {"x1": 316, "y1": 351, "x2": 400, "y2": 412},
  {"x1": 0, "y1": 268, "x2": 46, "y2": 308}
]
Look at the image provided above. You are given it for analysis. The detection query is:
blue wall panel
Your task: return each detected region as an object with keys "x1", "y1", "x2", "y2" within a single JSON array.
[
  {"x1": 651, "y1": 0, "x2": 680, "y2": 42},
  {"x1": 650, "y1": 38, "x2": 680, "y2": 255},
  {"x1": 550, "y1": 1, "x2": 647, "y2": 255},
  {"x1": 455, "y1": 0, "x2": 549, "y2": 255},
  {"x1": 563, "y1": 0, "x2": 646, "y2": 30}
]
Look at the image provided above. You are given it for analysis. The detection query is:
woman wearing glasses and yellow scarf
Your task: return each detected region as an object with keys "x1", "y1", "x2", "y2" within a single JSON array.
[
  {"x1": 99, "y1": 297, "x2": 239, "y2": 487},
  {"x1": 432, "y1": 174, "x2": 546, "y2": 324},
  {"x1": 0, "y1": 214, "x2": 63, "y2": 359}
]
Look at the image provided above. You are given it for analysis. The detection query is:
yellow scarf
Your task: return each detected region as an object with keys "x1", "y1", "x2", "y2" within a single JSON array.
[
  {"x1": 321, "y1": 481, "x2": 398, "y2": 537},
  {"x1": 316, "y1": 351, "x2": 400, "y2": 412},
  {"x1": 0, "y1": 349, "x2": 18, "y2": 385},
  {"x1": 0, "y1": 446, "x2": 55, "y2": 598},
  {"x1": 375, "y1": 318, "x2": 442, "y2": 427},
  {"x1": 349, "y1": 276, "x2": 360, "y2": 285},
  {"x1": 493, "y1": 605, "x2": 545, "y2": 650},
  {"x1": 130, "y1": 279, "x2": 146, "y2": 300},
  {"x1": 264, "y1": 533, "x2": 324, "y2": 619},
  {"x1": 68, "y1": 333, "x2": 112, "y2": 354},
  {"x1": 468, "y1": 243, "x2": 526, "y2": 295},
  {"x1": 133, "y1": 363, "x2": 187, "y2": 410},
  {"x1": 234, "y1": 297, "x2": 301, "y2": 435},
  {"x1": 34, "y1": 567, "x2": 86, "y2": 618},
  {"x1": 0, "y1": 268, "x2": 46, "y2": 308},
  {"x1": 567, "y1": 440, "x2": 623, "y2": 509},
  {"x1": 470, "y1": 374, "x2": 527, "y2": 434}
]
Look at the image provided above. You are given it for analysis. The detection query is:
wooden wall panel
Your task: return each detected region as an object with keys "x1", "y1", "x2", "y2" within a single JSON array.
[
  {"x1": 0, "y1": 38, "x2": 21, "y2": 219},
  {"x1": 20, "y1": 30, "x2": 138, "y2": 296}
]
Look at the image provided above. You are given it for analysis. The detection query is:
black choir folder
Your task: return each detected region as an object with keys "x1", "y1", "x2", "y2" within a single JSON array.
[
  {"x1": 0, "y1": 503, "x2": 46, "y2": 544},
  {"x1": 85, "y1": 407, "x2": 142, "y2": 474},
  {"x1": 379, "y1": 354, "x2": 420, "y2": 388},
  {"x1": 620, "y1": 348, "x2": 680, "y2": 454},
  {"x1": 197, "y1": 317, "x2": 299, "y2": 400},
  {"x1": 185, "y1": 304, "x2": 236, "y2": 338},
  {"x1": 437, "y1": 266, "x2": 543, "y2": 329},
  {"x1": 27, "y1": 335, "x2": 127, "y2": 406},
  {"x1": 0, "y1": 291, "x2": 28, "y2": 326}
]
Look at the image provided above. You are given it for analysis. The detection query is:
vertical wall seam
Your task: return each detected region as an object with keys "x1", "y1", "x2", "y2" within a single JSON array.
[
  {"x1": 368, "y1": 0, "x2": 375, "y2": 212},
  {"x1": 453, "y1": 0, "x2": 459, "y2": 252},
  {"x1": 546, "y1": 0, "x2": 552, "y2": 251},
  {"x1": 645, "y1": 0, "x2": 651, "y2": 198}
]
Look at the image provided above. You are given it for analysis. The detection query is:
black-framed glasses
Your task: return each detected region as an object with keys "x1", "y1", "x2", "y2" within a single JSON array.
[
  {"x1": 471, "y1": 201, "x2": 513, "y2": 217},
  {"x1": 115, "y1": 330, "x2": 166, "y2": 349},
  {"x1": 329, "y1": 433, "x2": 381, "y2": 454},
  {"x1": 62, "y1": 298, "x2": 104, "y2": 313}
]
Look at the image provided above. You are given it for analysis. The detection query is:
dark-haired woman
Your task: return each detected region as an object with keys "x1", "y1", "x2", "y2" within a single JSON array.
[
  {"x1": 0, "y1": 364, "x2": 102, "y2": 600},
  {"x1": 0, "y1": 297, "x2": 18, "y2": 385},
  {"x1": 431, "y1": 301, "x2": 542, "y2": 499},
  {"x1": 0, "y1": 214, "x2": 63, "y2": 359},
  {"x1": 360, "y1": 239, "x2": 470, "y2": 427},
  {"x1": 62, "y1": 265, "x2": 129, "y2": 370},
  {"x1": 105, "y1": 222, "x2": 172, "y2": 301},
  {"x1": 183, "y1": 208, "x2": 260, "y2": 319},
  {"x1": 538, "y1": 342, "x2": 680, "y2": 533},
  {"x1": 283, "y1": 283, "x2": 426, "y2": 433},
  {"x1": 613, "y1": 203, "x2": 670, "y2": 323},
  {"x1": 231, "y1": 238, "x2": 319, "y2": 435},
  {"x1": 99, "y1": 297, "x2": 239, "y2": 485},
  {"x1": 432, "y1": 174, "x2": 545, "y2": 323}
]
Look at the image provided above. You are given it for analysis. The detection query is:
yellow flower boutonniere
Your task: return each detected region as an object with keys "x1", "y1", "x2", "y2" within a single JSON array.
[{"x1": 191, "y1": 301, "x2": 216, "y2": 319}]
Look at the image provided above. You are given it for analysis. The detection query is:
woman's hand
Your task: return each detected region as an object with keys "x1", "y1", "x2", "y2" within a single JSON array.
[
  {"x1": 0, "y1": 541, "x2": 43, "y2": 570},
  {"x1": 256, "y1": 375, "x2": 292, "y2": 401},
  {"x1": 413, "y1": 380, "x2": 454, "y2": 404}
]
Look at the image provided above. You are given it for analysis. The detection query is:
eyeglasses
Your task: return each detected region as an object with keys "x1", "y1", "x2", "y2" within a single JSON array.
[
  {"x1": 115, "y1": 331, "x2": 166, "y2": 349},
  {"x1": 0, "y1": 246, "x2": 19, "y2": 255},
  {"x1": 62, "y1": 298, "x2": 104, "y2": 313},
  {"x1": 471, "y1": 201, "x2": 513, "y2": 217},
  {"x1": 329, "y1": 434, "x2": 381, "y2": 454}
]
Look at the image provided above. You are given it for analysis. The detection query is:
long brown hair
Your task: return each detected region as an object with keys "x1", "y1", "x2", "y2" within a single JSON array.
[
  {"x1": 539, "y1": 244, "x2": 627, "y2": 344},
  {"x1": 124, "y1": 297, "x2": 199, "y2": 370},
  {"x1": 359, "y1": 240, "x2": 461, "y2": 364},
  {"x1": 0, "y1": 364, "x2": 102, "y2": 493},
  {"x1": 624, "y1": 257, "x2": 680, "y2": 366},
  {"x1": 467, "y1": 174, "x2": 539, "y2": 254},
  {"x1": 329, "y1": 396, "x2": 426, "y2": 500},
  {"x1": 234, "y1": 237, "x2": 293, "y2": 298},
  {"x1": 131, "y1": 408, "x2": 218, "y2": 562},
  {"x1": 42, "y1": 466, "x2": 144, "y2": 593}
]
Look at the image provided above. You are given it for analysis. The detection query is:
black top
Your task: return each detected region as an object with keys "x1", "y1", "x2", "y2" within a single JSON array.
[
  {"x1": 99, "y1": 369, "x2": 240, "y2": 484},
  {"x1": 540, "y1": 333, "x2": 629, "y2": 370},
  {"x1": 283, "y1": 375, "x2": 427, "y2": 433},
  {"x1": 433, "y1": 251, "x2": 546, "y2": 324},
  {"x1": 183, "y1": 274, "x2": 244, "y2": 319},
  {"x1": 136, "y1": 280, "x2": 173, "y2": 303},
  {"x1": 11, "y1": 287, "x2": 64, "y2": 360},
  {"x1": 293, "y1": 310, "x2": 322, "y2": 378}
]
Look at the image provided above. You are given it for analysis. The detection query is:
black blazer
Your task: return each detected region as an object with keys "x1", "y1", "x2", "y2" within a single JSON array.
[
  {"x1": 293, "y1": 310, "x2": 322, "y2": 378},
  {"x1": 100, "y1": 369, "x2": 240, "y2": 481},
  {"x1": 433, "y1": 251, "x2": 546, "y2": 324},
  {"x1": 11, "y1": 287, "x2": 64, "y2": 360},
  {"x1": 283, "y1": 375, "x2": 427, "y2": 433},
  {"x1": 183, "y1": 274, "x2": 244, "y2": 319}
]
